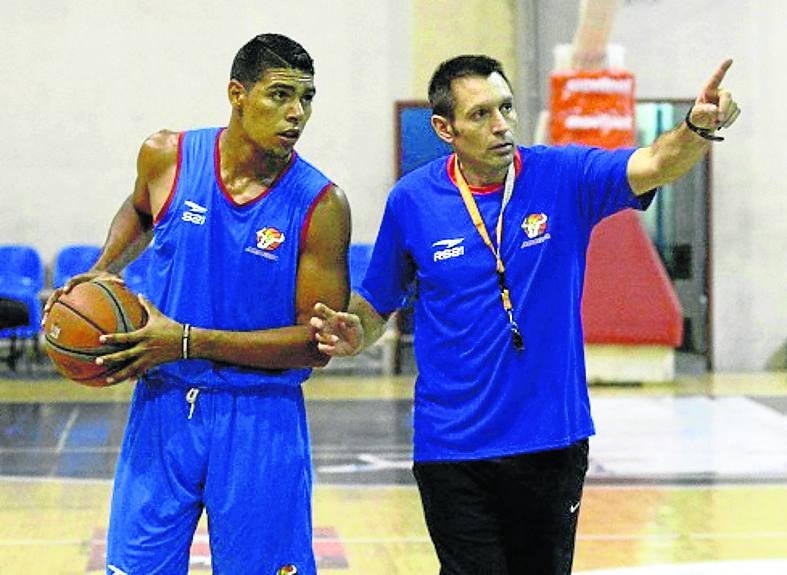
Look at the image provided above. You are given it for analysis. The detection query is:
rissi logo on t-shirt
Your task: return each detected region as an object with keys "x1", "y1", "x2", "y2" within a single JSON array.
[
  {"x1": 520, "y1": 213, "x2": 551, "y2": 248},
  {"x1": 182, "y1": 200, "x2": 208, "y2": 225},
  {"x1": 432, "y1": 238, "x2": 465, "y2": 262}
]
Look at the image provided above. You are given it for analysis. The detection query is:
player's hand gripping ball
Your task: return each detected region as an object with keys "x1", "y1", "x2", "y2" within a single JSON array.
[{"x1": 44, "y1": 280, "x2": 147, "y2": 387}]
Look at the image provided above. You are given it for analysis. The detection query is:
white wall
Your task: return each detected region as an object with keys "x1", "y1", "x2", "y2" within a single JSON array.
[
  {"x1": 0, "y1": 0, "x2": 410, "y2": 262},
  {"x1": 610, "y1": 0, "x2": 786, "y2": 371},
  {"x1": 2, "y1": 0, "x2": 784, "y2": 371}
]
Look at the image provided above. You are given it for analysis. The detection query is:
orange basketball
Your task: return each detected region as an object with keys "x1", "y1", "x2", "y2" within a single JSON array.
[{"x1": 44, "y1": 279, "x2": 147, "y2": 387}]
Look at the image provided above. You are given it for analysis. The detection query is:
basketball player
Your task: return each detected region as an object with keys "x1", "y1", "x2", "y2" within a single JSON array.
[
  {"x1": 45, "y1": 34, "x2": 350, "y2": 574},
  {"x1": 311, "y1": 55, "x2": 739, "y2": 574}
]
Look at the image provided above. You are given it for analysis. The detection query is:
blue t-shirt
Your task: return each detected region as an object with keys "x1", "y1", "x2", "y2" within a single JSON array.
[
  {"x1": 144, "y1": 127, "x2": 333, "y2": 389},
  {"x1": 358, "y1": 144, "x2": 652, "y2": 462}
]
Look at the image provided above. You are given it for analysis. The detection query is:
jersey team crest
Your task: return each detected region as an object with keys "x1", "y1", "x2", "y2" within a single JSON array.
[
  {"x1": 256, "y1": 227, "x2": 286, "y2": 251},
  {"x1": 522, "y1": 213, "x2": 548, "y2": 239}
]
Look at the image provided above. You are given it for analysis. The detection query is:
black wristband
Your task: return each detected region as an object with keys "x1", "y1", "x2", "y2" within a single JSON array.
[{"x1": 685, "y1": 107, "x2": 724, "y2": 142}]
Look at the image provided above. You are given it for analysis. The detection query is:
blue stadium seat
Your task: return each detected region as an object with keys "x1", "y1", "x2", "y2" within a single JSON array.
[
  {"x1": 0, "y1": 245, "x2": 45, "y2": 370},
  {"x1": 0, "y1": 244, "x2": 45, "y2": 337},
  {"x1": 124, "y1": 249, "x2": 152, "y2": 295},
  {"x1": 52, "y1": 244, "x2": 101, "y2": 289},
  {"x1": 349, "y1": 243, "x2": 373, "y2": 289}
]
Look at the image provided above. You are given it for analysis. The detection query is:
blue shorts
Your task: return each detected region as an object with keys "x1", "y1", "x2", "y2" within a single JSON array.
[{"x1": 106, "y1": 378, "x2": 315, "y2": 575}]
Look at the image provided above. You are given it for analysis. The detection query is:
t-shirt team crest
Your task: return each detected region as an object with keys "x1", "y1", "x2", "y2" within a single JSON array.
[
  {"x1": 256, "y1": 227, "x2": 286, "y2": 251},
  {"x1": 522, "y1": 212, "x2": 548, "y2": 239}
]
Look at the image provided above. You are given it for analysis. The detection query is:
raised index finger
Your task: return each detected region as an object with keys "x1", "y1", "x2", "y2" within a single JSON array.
[{"x1": 704, "y1": 58, "x2": 733, "y2": 92}]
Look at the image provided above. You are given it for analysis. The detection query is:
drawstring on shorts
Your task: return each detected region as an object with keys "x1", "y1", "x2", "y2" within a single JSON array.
[{"x1": 186, "y1": 388, "x2": 200, "y2": 420}]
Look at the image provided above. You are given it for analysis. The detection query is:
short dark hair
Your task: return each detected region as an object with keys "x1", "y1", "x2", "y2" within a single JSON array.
[
  {"x1": 230, "y1": 33, "x2": 314, "y2": 88},
  {"x1": 428, "y1": 55, "x2": 511, "y2": 119}
]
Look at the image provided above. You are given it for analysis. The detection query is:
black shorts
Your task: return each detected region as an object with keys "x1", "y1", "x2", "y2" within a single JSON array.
[{"x1": 412, "y1": 439, "x2": 589, "y2": 575}]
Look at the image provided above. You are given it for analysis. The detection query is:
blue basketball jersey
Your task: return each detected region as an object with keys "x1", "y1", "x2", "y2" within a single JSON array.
[
  {"x1": 358, "y1": 145, "x2": 653, "y2": 462},
  {"x1": 144, "y1": 127, "x2": 332, "y2": 389}
]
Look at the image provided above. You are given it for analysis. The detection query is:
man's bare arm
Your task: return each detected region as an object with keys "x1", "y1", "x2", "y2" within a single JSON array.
[
  {"x1": 98, "y1": 185, "x2": 352, "y2": 381},
  {"x1": 189, "y1": 184, "x2": 352, "y2": 369},
  {"x1": 43, "y1": 131, "x2": 177, "y2": 321}
]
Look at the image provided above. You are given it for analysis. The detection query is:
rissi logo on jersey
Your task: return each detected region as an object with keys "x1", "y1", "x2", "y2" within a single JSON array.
[
  {"x1": 432, "y1": 238, "x2": 465, "y2": 262},
  {"x1": 182, "y1": 200, "x2": 208, "y2": 225},
  {"x1": 520, "y1": 213, "x2": 551, "y2": 248}
]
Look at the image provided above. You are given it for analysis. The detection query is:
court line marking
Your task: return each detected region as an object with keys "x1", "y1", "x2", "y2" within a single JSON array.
[
  {"x1": 44, "y1": 406, "x2": 81, "y2": 477},
  {"x1": 3, "y1": 474, "x2": 787, "y2": 491},
  {"x1": 0, "y1": 446, "x2": 119, "y2": 454},
  {"x1": 575, "y1": 559, "x2": 787, "y2": 575},
  {"x1": 1, "y1": 446, "x2": 785, "y2": 484},
  {"x1": 0, "y1": 446, "x2": 410, "y2": 454},
  {"x1": 54, "y1": 406, "x2": 80, "y2": 453},
  {"x1": 0, "y1": 539, "x2": 84, "y2": 546},
  {"x1": 0, "y1": 474, "x2": 113, "y2": 485},
  {"x1": 578, "y1": 531, "x2": 787, "y2": 541},
  {"x1": 1, "y1": 531, "x2": 785, "y2": 547},
  {"x1": 318, "y1": 453, "x2": 412, "y2": 473}
]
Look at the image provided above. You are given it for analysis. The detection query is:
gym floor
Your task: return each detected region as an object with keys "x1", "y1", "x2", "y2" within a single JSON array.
[{"x1": 0, "y1": 361, "x2": 785, "y2": 574}]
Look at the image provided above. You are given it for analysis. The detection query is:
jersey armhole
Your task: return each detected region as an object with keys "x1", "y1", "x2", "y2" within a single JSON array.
[
  {"x1": 153, "y1": 131, "x2": 184, "y2": 225},
  {"x1": 299, "y1": 183, "x2": 333, "y2": 250}
]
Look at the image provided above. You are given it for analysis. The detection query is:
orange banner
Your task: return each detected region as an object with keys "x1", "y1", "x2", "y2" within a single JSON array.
[{"x1": 549, "y1": 69, "x2": 635, "y2": 148}]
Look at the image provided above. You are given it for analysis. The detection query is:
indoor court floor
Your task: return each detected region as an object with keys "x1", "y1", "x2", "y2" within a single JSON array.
[{"x1": 0, "y1": 361, "x2": 785, "y2": 574}]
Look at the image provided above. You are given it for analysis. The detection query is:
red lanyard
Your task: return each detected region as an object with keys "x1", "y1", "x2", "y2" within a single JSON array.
[{"x1": 452, "y1": 159, "x2": 524, "y2": 351}]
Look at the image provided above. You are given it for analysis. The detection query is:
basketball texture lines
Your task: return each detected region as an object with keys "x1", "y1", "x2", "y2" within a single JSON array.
[{"x1": 45, "y1": 280, "x2": 147, "y2": 387}]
